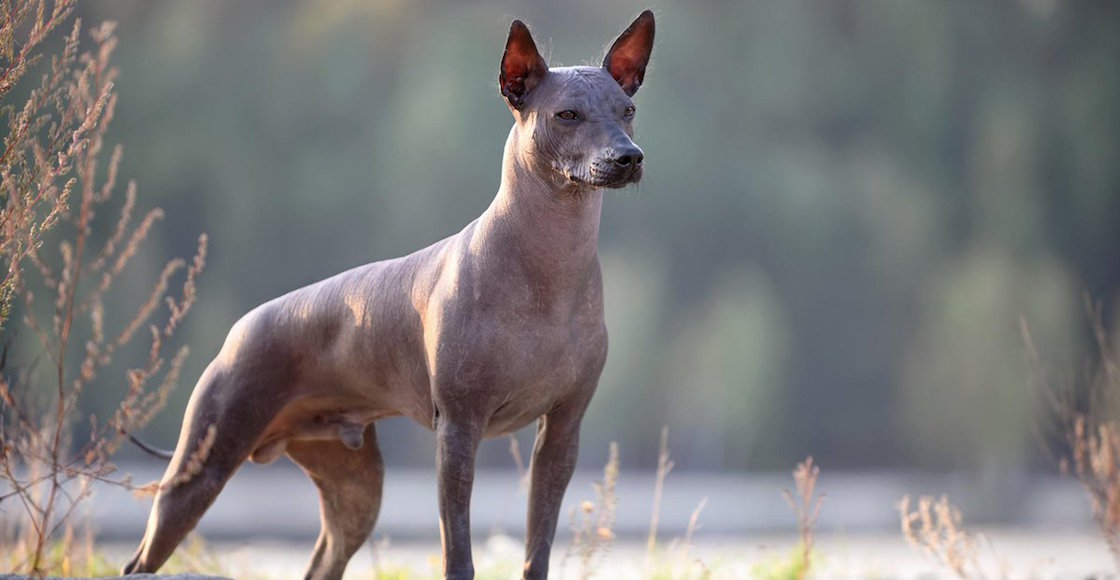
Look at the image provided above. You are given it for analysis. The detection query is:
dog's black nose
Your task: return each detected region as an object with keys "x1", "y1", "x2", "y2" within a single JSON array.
[{"x1": 612, "y1": 149, "x2": 644, "y2": 168}]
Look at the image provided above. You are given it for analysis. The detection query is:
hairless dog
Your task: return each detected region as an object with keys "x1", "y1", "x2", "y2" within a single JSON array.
[{"x1": 123, "y1": 10, "x2": 654, "y2": 580}]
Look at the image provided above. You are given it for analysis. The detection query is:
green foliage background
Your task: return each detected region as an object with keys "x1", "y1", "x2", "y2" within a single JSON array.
[{"x1": 50, "y1": 0, "x2": 1120, "y2": 471}]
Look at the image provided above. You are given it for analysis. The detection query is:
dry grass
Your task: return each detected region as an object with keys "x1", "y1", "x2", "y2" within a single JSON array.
[
  {"x1": 781, "y1": 456, "x2": 823, "y2": 580},
  {"x1": 646, "y1": 497, "x2": 710, "y2": 580},
  {"x1": 1023, "y1": 297, "x2": 1120, "y2": 570},
  {"x1": 678, "y1": 498, "x2": 709, "y2": 578},
  {"x1": 899, "y1": 494, "x2": 980, "y2": 579},
  {"x1": 644, "y1": 425, "x2": 674, "y2": 572},
  {"x1": 565, "y1": 441, "x2": 619, "y2": 579},
  {"x1": 897, "y1": 494, "x2": 1019, "y2": 579},
  {"x1": 639, "y1": 427, "x2": 711, "y2": 580},
  {"x1": 0, "y1": 2, "x2": 206, "y2": 574},
  {"x1": 748, "y1": 457, "x2": 825, "y2": 580}
]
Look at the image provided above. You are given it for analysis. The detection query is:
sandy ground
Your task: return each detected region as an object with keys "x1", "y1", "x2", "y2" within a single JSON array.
[{"x1": 96, "y1": 530, "x2": 1117, "y2": 579}]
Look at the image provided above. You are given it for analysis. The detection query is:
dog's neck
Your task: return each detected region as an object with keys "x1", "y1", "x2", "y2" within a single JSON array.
[{"x1": 473, "y1": 127, "x2": 603, "y2": 292}]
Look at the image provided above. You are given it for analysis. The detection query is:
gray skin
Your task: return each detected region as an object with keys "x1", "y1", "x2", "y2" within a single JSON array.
[{"x1": 122, "y1": 10, "x2": 654, "y2": 580}]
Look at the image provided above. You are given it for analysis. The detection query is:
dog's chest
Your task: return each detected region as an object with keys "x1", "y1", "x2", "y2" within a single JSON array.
[
  {"x1": 480, "y1": 319, "x2": 594, "y2": 387},
  {"x1": 481, "y1": 342, "x2": 589, "y2": 437},
  {"x1": 439, "y1": 314, "x2": 606, "y2": 437}
]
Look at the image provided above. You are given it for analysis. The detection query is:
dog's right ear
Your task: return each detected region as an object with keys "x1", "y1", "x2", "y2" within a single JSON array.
[
  {"x1": 603, "y1": 10, "x2": 655, "y2": 96},
  {"x1": 499, "y1": 20, "x2": 548, "y2": 110}
]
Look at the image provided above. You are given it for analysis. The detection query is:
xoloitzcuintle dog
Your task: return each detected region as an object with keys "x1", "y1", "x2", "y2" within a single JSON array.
[{"x1": 123, "y1": 10, "x2": 654, "y2": 580}]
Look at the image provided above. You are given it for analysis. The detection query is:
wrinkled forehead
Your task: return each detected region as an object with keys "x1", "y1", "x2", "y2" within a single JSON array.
[{"x1": 530, "y1": 66, "x2": 631, "y2": 111}]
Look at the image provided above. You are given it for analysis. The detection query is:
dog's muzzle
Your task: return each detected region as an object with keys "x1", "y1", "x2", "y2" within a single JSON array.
[{"x1": 588, "y1": 146, "x2": 644, "y2": 188}]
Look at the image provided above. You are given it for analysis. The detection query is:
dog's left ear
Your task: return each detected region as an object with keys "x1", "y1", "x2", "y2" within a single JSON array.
[
  {"x1": 500, "y1": 20, "x2": 548, "y2": 109},
  {"x1": 603, "y1": 10, "x2": 655, "y2": 96}
]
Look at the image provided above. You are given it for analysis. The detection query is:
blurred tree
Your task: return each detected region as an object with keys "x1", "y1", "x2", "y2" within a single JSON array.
[{"x1": 46, "y1": 0, "x2": 1120, "y2": 472}]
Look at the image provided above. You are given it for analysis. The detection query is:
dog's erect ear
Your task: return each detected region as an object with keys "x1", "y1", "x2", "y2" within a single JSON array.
[
  {"x1": 500, "y1": 20, "x2": 548, "y2": 109},
  {"x1": 603, "y1": 10, "x2": 655, "y2": 96}
]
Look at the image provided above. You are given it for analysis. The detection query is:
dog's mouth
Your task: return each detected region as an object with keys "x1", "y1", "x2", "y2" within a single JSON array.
[{"x1": 567, "y1": 165, "x2": 642, "y2": 190}]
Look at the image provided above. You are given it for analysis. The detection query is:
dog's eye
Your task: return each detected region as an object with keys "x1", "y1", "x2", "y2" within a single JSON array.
[
  {"x1": 556, "y1": 110, "x2": 579, "y2": 121},
  {"x1": 623, "y1": 106, "x2": 636, "y2": 118}
]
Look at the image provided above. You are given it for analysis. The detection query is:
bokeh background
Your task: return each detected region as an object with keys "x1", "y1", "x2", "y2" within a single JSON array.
[{"x1": 51, "y1": 0, "x2": 1120, "y2": 482}]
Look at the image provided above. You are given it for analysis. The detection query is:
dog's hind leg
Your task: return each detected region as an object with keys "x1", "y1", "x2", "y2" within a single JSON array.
[
  {"x1": 121, "y1": 363, "x2": 284, "y2": 574},
  {"x1": 288, "y1": 423, "x2": 384, "y2": 580}
]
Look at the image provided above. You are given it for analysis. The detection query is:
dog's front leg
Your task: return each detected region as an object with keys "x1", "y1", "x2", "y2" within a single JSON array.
[
  {"x1": 436, "y1": 416, "x2": 483, "y2": 579},
  {"x1": 522, "y1": 403, "x2": 585, "y2": 579}
]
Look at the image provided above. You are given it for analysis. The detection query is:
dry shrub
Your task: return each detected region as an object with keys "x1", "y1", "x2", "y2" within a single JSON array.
[
  {"x1": 1067, "y1": 417, "x2": 1120, "y2": 564},
  {"x1": 566, "y1": 441, "x2": 619, "y2": 579},
  {"x1": 781, "y1": 456, "x2": 823, "y2": 580},
  {"x1": 899, "y1": 495, "x2": 979, "y2": 579},
  {"x1": 1023, "y1": 296, "x2": 1120, "y2": 569},
  {"x1": 0, "y1": 2, "x2": 206, "y2": 573},
  {"x1": 0, "y1": 0, "x2": 80, "y2": 325}
]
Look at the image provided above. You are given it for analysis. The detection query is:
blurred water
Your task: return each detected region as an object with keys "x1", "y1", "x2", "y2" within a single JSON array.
[{"x1": 81, "y1": 463, "x2": 1094, "y2": 542}]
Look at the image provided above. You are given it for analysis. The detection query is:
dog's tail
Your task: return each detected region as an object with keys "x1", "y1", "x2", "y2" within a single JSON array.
[{"x1": 123, "y1": 430, "x2": 175, "y2": 460}]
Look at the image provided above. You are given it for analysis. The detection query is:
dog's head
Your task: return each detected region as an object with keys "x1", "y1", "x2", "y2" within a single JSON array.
[{"x1": 499, "y1": 11, "x2": 655, "y2": 191}]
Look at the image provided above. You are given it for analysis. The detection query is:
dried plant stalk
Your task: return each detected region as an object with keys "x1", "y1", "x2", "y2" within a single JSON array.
[
  {"x1": 565, "y1": 441, "x2": 619, "y2": 580},
  {"x1": 508, "y1": 434, "x2": 528, "y2": 496},
  {"x1": 899, "y1": 494, "x2": 979, "y2": 579},
  {"x1": 645, "y1": 425, "x2": 674, "y2": 565},
  {"x1": 781, "y1": 456, "x2": 824, "y2": 580},
  {"x1": 679, "y1": 496, "x2": 707, "y2": 574},
  {"x1": 1023, "y1": 296, "x2": 1120, "y2": 569},
  {"x1": 0, "y1": 4, "x2": 206, "y2": 573}
]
